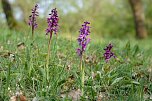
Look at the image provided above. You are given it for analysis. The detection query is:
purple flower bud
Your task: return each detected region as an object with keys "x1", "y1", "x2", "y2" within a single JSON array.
[
  {"x1": 28, "y1": 4, "x2": 39, "y2": 29},
  {"x1": 46, "y1": 8, "x2": 59, "y2": 36},
  {"x1": 77, "y1": 21, "x2": 91, "y2": 56},
  {"x1": 103, "y1": 43, "x2": 116, "y2": 62},
  {"x1": 77, "y1": 48, "x2": 82, "y2": 56}
]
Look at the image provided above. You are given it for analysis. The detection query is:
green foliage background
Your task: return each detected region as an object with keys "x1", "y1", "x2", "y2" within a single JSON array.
[{"x1": 0, "y1": 0, "x2": 152, "y2": 38}]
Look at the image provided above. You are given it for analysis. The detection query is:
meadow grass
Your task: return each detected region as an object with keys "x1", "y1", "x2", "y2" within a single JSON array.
[{"x1": 0, "y1": 29, "x2": 152, "y2": 100}]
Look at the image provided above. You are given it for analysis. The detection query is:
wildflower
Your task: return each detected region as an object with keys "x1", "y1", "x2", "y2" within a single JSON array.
[
  {"x1": 45, "y1": 8, "x2": 59, "y2": 81},
  {"x1": 46, "y1": 8, "x2": 59, "y2": 37},
  {"x1": 103, "y1": 43, "x2": 116, "y2": 62},
  {"x1": 77, "y1": 21, "x2": 91, "y2": 56},
  {"x1": 28, "y1": 4, "x2": 39, "y2": 31},
  {"x1": 77, "y1": 21, "x2": 91, "y2": 96}
]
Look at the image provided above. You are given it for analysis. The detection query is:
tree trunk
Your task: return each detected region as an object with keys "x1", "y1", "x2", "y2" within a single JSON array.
[
  {"x1": 129, "y1": 0, "x2": 147, "y2": 39},
  {"x1": 1, "y1": 0, "x2": 17, "y2": 30}
]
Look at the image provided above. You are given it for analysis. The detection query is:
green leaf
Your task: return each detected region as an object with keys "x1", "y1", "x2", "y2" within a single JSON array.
[
  {"x1": 124, "y1": 41, "x2": 131, "y2": 56},
  {"x1": 133, "y1": 44, "x2": 139, "y2": 56},
  {"x1": 131, "y1": 81, "x2": 140, "y2": 85},
  {"x1": 111, "y1": 77, "x2": 124, "y2": 85}
]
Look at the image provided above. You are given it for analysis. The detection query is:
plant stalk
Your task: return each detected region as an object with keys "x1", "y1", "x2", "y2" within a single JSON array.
[
  {"x1": 32, "y1": 26, "x2": 34, "y2": 40},
  {"x1": 46, "y1": 32, "x2": 52, "y2": 81},
  {"x1": 80, "y1": 55, "x2": 84, "y2": 96}
]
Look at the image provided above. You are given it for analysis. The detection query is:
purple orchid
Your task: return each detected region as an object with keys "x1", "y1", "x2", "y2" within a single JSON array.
[
  {"x1": 103, "y1": 43, "x2": 116, "y2": 62},
  {"x1": 77, "y1": 21, "x2": 91, "y2": 57},
  {"x1": 45, "y1": 8, "x2": 59, "y2": 74},
  {"x1": 28, "y1": 4, "x2": 39, "y2": 31},
  {"x1": 46, "y1": 8, "x2": 59, "y2": 38}
]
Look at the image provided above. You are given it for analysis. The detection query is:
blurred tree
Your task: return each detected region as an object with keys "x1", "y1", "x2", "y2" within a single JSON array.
[
  {"x1": 1, "y1": 0, "x2": 17, "y2": 29},
  {"x1": 129, "y1": 0, "x2": 147, "y2": 39},
  {"x1": 15, "y1": 0, "x2": 39, "y2": 23}
]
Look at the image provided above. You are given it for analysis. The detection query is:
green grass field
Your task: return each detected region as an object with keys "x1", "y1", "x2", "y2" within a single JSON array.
[{"x1": 0, "y1": 29, "x2": 152, "y2": 100}]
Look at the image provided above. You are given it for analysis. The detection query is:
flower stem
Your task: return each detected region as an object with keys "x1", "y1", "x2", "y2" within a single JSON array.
[
  {"x1": 46, "y1": 32, "x2": 52, "y2": 81},
  {"x1": 32, "y1": 26, "x2": 34, "y2": 40},
  {"x1": 80, "y1": 55, "x2": 84, "y2": 96}
]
